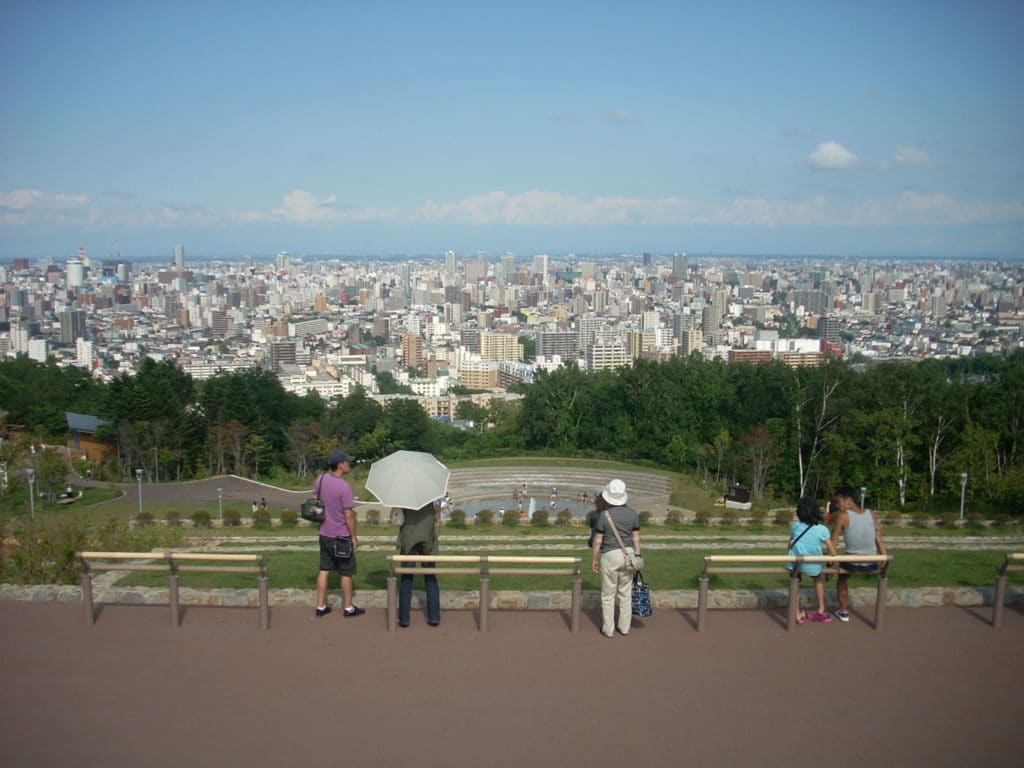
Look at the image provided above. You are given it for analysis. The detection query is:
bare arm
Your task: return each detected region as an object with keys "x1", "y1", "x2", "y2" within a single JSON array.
[
  {"x1": 345, "y1": 508, "x2": 358, "y2": 548},
  {"x1": 631, "y1": 529, "x2": 641, "y2": 555},
  {"x1": 591, "y1": 533, "x2": 603, "y2": 574},
  {"x1": 829, "y1": 510, "x2": 848, "y2": 549}
]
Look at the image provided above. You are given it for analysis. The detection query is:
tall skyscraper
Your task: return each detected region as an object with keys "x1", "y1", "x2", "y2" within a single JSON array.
[
  {"x1": 532, "y1": 254, "x2": 549, "y2": 287},
  {"x1": 59, "y1": 309, "x2": 87, "y2": 344},
  {"x1": 672, "y1": 253, "x2": 688, "y2": 279},
  {"x1": 173, "y1": 245, "x2": 185, "y2": 270},
  {"x1": 445, "y1": 250, "x2": 457, "y2": 275}
]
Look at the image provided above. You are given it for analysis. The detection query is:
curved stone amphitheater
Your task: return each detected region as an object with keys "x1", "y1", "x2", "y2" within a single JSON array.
[{"x1": 446, "y1": 464, "x2": 672, "y2": 511}]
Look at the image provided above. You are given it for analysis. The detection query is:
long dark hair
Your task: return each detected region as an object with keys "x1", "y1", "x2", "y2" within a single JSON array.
[{"x1": 796, "y1": 496, "x2": 823, "y2": 526}]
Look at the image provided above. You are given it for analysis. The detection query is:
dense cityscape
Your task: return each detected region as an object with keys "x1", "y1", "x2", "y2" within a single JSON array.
[{"x1": 3, "y1": 248, "x2": 1022, "y2": 416}]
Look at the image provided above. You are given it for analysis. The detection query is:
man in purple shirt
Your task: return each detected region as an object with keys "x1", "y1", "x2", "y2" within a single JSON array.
[{"x1": 315, "y1": 449, "x2": 365, "y2": 618}]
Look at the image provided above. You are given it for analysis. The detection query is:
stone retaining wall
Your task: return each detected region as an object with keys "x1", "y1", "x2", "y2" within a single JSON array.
[{"x1": 3, "y1": 583, "x2": 1022, "y2": 611}]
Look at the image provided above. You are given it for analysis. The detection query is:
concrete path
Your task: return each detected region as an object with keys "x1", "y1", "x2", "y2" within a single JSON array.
[{"x1": 1, "y1": 602, "x2": 1020, "y2": 767}]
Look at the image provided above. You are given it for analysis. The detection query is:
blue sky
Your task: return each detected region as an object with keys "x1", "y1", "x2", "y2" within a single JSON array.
[{"x1": 1, "y1": 1, "x2": 1022, "y2": 260}]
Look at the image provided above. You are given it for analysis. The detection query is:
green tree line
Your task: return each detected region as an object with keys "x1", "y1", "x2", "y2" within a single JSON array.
[{"x1": 1, "y1": 353, "x2": 1022, "y2": 511}]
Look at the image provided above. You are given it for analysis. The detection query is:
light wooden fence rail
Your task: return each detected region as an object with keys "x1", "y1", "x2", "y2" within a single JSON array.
[
  {"x1": 77, "y1": 551, "x2": 268, "y2": 629},
  {"x1": 386, "y1": 554, "x2": 582, "y2": 632}
]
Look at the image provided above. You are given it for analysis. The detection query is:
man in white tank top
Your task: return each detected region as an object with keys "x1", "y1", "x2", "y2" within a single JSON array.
[{"x1": 828, "y1": 485, "x2": 888, "y2": 623}]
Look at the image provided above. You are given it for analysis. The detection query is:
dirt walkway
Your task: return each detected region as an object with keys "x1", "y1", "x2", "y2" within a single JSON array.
[{"x1": 1, "y1": 602, "x2": 1020, "y2": 767}]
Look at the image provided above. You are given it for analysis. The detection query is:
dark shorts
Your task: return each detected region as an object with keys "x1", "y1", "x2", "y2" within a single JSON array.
[
  {"x1": 839, "y1": 562, "x2": 878, "y2": 574},
  {"x1": 319, "y1": 535, "x2": 357, "y2": 576}
]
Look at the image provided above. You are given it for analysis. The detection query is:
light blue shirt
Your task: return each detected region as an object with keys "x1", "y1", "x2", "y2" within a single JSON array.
[{"x1": 787, "y1": 522, "x2": 831, "y2": 577}]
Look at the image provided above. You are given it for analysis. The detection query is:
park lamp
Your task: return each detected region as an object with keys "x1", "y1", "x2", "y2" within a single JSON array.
[
  {"x1": 136, "y1": 468, "x2": 144, "y2": 517},
  {"x1": 25, "y1": 468, "x2": 35, "y2": 518},
  {"x1": 217, "y1": 487, "x2": 224, "y2": 522},
  {"x1": 960, "y1": 472, "x2": 969, "y2": 523},
  {"x1": 860, "y1": 486, "x2": 867, "y2": 509}
]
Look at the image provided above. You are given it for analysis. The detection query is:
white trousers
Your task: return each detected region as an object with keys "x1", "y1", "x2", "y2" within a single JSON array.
[{"x1": 599, "y1": 549, "x2": 633, "y2": 637}]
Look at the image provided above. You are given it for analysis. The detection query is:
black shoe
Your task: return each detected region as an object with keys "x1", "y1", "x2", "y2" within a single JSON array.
[
  {"x1": 398, "y1": 621, "x2": 409, "y2": 628},
  {"x1": 427, "y1": 621, "x2": 440, "y2": 627},
  {"x1": 343, "y1": 606, "x2": 365, "y2": 617},
  {"x1": 315, "y1": 606, "x2": 332, "y2": 618}
]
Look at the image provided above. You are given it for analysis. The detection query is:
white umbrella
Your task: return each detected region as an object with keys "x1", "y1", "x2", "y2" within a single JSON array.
[{"x1": 365, "y1": 450, "x2": 450, "y2": 510}]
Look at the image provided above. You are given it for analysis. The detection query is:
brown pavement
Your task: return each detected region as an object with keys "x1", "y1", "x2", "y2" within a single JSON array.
[{"x1": 1, "y1": 601, "x2": 1021, "y2": 767}]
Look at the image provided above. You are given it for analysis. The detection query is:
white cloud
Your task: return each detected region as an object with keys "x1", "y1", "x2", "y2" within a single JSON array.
[
  {"x1": 606, "y1": 109, "x2": 632, "y2": 125},
  {"x1": 889, "y1": 145, "x2": 932, "y2": 169},
  {"x1": 0, "y1": 189, "x2": 89, "y2": 226},
  {"x1": 238, "y1": 190, "x2": 400, "y2": 225},
  {"x1": 808, "y1": 141, "x2": 859, "y2": 170}
]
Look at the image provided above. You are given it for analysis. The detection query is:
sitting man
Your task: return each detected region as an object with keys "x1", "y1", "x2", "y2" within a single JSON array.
[{"x1": 829, "y1": 485, "x2": 888, "y2": 623}]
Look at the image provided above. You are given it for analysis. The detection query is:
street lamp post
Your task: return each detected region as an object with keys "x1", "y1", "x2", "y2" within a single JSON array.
[
  {"x1": 26, "y1": 468, "x2": 35, "y2": 518},
  {"x1": 960, "y1": 472, "x2": 968, "y2": 524},
  {"x1": 217, "y1": 487, "x2": 224, "y2": 523},
  {"x1": 860, "y1": 486, "x2": 867, "y2": 510},
  {"x1": 136, "y1": 468, "x2": 144, "y2": 517}
]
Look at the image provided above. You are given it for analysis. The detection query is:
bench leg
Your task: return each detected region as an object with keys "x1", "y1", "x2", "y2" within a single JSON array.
[
  {"x1": 259, "y1": 576, "x2": 269, "y2": 630},
  {"x1": 697, "y1": 576, "x2": 708, "y2": 632},
  {"x1": 479, "y1": 577, "x2": 490, "y2": 632},
  {"x1": 571, "y1": 578, "x2": 581, "y2": 633},
  {"x1": 993, "y1": 575, "x2": 1006, "y2": 629},
  {"x1": 873, "y1": 576, "x2": 888, "y2": 631},
  {"x1": 787, "y1": 570, "x2": 800, "y2": 631},
  {"x1": 169, "y1": 574, "x2": 180, "y2": 628},
  {"x1": 82, "y1": 572, "x2": 94, "y2": 625},
  {"x1": 386, "y1": 576, "x2": 397, "y2": 632}
]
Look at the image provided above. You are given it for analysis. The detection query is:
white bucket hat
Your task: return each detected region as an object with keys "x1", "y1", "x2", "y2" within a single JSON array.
[{"x1": 601, "y1": 479, "x2": 628, "y2": 506}]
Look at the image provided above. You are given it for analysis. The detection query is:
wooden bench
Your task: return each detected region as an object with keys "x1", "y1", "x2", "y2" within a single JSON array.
[
  {"x1": 697, "y1": 554, "x2": 892, "y2": 632},
  {"x1": 78, "y1": 551, "x2": 269, "y2": 629},
  {"x1": 993, "y1": 553, "x2": 1023, "y2": 629},
  {"x1": 385, "y1": 554, "x2": 582, "y2": 632}
]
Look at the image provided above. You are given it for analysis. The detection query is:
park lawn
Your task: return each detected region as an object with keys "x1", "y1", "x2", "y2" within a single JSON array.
[{"x1": 111, "y1": 547, "x2": 1011, "y2": 593}]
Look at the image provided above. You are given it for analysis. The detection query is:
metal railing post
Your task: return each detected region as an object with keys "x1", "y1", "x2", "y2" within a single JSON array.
[
  {"x1": 874, "y1": 576, "x2": 888, "y2": 632},
  {"x1": 82, "y1": 570, "x2": 94, "y2": 625},
  {"x1": 787, "y1": 566, "x2": 801, "y2": 631},
  {"x1": 571, "y1": 577, "x2": 582, "y2": 633},
  {"x1": 386, "y1": 575, "x2": 397, "y2": 632},
  {"x1": 479, "y1": 577, "x2": 490, "y2": 632},
  {"x1": 697, "y1": 575, "x2": 709, "y2": 632},
  {"x1": 169, "y1": 574, "x2": 179, "y2": 628},
  {"x1": 258, "y1": 572, "x2": 269, "y2": 630},
  {"x1": 993, "y1": 574, "x2": 1007, "y2": 629}
]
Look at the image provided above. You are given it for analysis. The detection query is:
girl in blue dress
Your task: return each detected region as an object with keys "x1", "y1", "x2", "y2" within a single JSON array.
[{"x1": 787, "y1": 497, "x2": 837, "y2": 624}]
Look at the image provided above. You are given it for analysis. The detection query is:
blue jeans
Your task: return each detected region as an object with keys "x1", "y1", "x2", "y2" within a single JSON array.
[{"x1": 398, "y1": 562, "x2": 440, "y2": 626}]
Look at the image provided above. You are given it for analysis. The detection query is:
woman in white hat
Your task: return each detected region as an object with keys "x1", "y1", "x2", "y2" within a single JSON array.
[{"x1": 590, "y1": 478, "x2": 642, "y2": 637}]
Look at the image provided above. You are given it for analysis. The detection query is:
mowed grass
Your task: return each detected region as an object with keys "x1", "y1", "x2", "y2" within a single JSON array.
[{"x1": 112, "y1": 546, "x2": 1013, "y2": 592}]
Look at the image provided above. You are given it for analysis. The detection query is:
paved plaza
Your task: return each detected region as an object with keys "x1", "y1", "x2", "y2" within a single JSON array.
[{"x1": 1, "y1": 601, "x2": 1021, "y2": 767}]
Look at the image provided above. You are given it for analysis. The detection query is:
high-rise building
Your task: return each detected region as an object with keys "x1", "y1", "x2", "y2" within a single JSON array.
[
  {"x1": 672, "y1": 253, "x2": 688, "y2": 279},
  {"x1": 445, "y1": 250, "x2": 457, "y2": 275},
  {"x1": 819, "y1": 315, "x2": 841, "y2": 343},
  {"x1": 532, "y1": 254, "x2": 549, "y2": 287},
  {"x1": 173, "y1": 245, "x2": 185, "y2": 270},
  {"x1": 536, "y1": 331, "x2": 578, "y2": 359},
  {"x1": 680, "y1": 328, "x2": 703, "y2": 357},
  {"x1": 480, "y1": 331, "x2": 520, "y2": 361},
  {"x1": 75, "y1": 338, "x2": 94, "y2": 367},
  {"x1": 402, "y1": 333, "x2": 424, "y2": 369},
  {"x1": 59, "y1": 309, "x2": 87, "y2": 344},
  {"x1": 66, "y1": 256, "x2": 84, "y2": 290}
]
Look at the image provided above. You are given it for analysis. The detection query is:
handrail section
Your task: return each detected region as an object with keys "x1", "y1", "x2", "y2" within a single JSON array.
[
  {"x1": 697, "y1": 554, "x2": 893, "y2": 632},
  {"x1": 992, "y1": 552, "x2": 1023, "y2": 629},
  {"x1": 385, "y1": 554, "x2": 582, "y2": 633},
  {"x1": 77, "y1": 551, "x2": 269, "y2": 629}
]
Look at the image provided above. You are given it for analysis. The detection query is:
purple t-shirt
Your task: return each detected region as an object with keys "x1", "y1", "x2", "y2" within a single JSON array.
[{"x1": 315, "y1": 473, "x2": 354, "y2": 538}]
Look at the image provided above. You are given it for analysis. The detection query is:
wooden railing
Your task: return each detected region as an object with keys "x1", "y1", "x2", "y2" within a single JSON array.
[
  {"x1": 697, "y1": 554, "x2": 893, "y2": 632},
  {"x1": 993, "y1": 553, "x2": 1023, "y2": 629},
  {"x1": 386, "y1": 554, "x2": 582, "y2": 632},
  {"x1": 77, "y1": 551, "x2": 268, "y2": 629}
]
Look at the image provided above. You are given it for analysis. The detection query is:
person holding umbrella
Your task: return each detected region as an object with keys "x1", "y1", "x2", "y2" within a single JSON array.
[
  {"x1": 395, "y1": 502, "x2": 442, "y2": 627},
  {"x1": 314, "y1": 449, "x2": 365, "y2": 619},
  {"x1": 366, "y1": 449, "x2": 451, "y2": 629}
]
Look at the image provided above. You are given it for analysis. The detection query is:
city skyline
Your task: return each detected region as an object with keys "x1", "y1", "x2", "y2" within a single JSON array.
[{"x1": 1, "y1": 1, "x2": 1023, "y2": 260}]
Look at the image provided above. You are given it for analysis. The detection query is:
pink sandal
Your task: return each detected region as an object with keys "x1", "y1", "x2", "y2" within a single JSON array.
[{"x1": 809, "y1": 612, "x2": 833, "y2": 623}]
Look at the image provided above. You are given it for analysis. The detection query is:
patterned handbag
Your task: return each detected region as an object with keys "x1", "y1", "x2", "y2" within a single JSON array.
[
  {"x1": 632, "y1": 572, "x2": 653, "y2": 617},
  {"x1": 300, "y1": 474, "x2": 326, "y2": 523}
]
